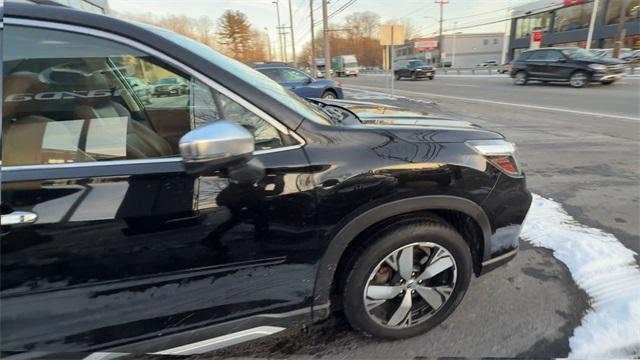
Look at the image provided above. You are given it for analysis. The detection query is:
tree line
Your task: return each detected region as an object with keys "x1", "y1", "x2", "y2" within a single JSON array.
[
  {"x1": 116, "y1": 10, "x2": 267, "y2": 63},
  {"x1": 116, "y1": 9, "x2": 419, "y2": 67}
]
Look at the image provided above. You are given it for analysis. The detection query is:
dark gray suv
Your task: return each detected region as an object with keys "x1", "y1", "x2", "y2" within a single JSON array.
[{"x1": 510, "y1": 47, "x2": 626, "y2": 88}]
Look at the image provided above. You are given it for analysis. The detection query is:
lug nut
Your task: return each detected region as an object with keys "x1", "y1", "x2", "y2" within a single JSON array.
[{"x1": 411, "y1": 290, "x2": 416, "y2": 294}]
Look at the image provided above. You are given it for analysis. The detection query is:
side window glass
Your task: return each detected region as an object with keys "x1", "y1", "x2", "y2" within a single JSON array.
[
  {"x1": 281, "y1": 69, "x2": 310, "y2": 83},
  {"x1": 545, "y1": 51, "x2": 562, "y2": 61},
  {"x1": 2, "y1": 26, "x2": 288, "y2": 166}
]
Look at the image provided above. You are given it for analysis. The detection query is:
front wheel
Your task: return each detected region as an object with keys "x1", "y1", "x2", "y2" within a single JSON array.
[
  {"x1": 601, "y1": 80, "x2": 615, "y2": 85},
  {"x1": 570, "y1": 71, "x2": 588, "y2": 88},
  {"x1": 395, "y1": 73, "x2": 402, "y2": 81},
  {"x1": 428, "y1": 75, "x2": 434, "y2": 80},
  {"x1": 513, "y1": 71, "x2": 527, "y2": 85},
  {"x1": 342, "y1": 218, "x2": 472, "y2": 339},
  {"x1": 411, "y1": 72, "x2": 418, "y2": 81},
  {"x1": 321, "y1": 90, "x2": 337, "y2": 99}
]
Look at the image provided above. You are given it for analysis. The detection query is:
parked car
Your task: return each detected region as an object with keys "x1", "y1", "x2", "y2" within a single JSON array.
[
  {"x1": 153, "y1": 76, "x2": 190, "y2": 96},
  {"x1": 125, "y1": 76, "x2": 153, "y2": 104},
  {"x1": 476, "y1": 60, "x2": 498, "y2": 67},
  {"x1": 2, "y1": 0, "x2": 531, "y2": 355},
  {"x1": 253, "y1": 64, "x2": 344, "y2": 99},
  {"x1": 394, "y1": 60, "x2": 435, "y2": 80},
  {"x1": 510, "y1": 47, "x2": 626, "y2": 88}
]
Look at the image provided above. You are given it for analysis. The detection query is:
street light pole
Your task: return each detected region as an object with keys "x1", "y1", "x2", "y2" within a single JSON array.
[
  {"x1": 288, "y1": 0, "x2": 297, "y2": 66},
  {"x1": 322, "y1": 0, "x2": 331, "y2": 79},
  {"x1": 273, "y1": 0, "x2": 284, "y2": 61},
  {"x1": 586, "y1": 0, "x2": 600, "y2": 50}
]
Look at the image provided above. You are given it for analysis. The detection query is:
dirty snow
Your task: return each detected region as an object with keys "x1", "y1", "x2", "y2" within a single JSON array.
[{"x1": 521, "y1": 194, "x2": 640, "y2": 358}]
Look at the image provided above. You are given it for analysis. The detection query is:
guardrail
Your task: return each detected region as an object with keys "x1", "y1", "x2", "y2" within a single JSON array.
[
  {"x1": 360, "y1": 67, "x2": 510, "y2": 75},
  {"x1": 361, "y1": 64, "x2": 640, "y2": 76}
]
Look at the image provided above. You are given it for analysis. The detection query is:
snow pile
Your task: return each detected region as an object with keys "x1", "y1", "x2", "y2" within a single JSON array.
[{"x1": 521, "y1": 194, "x2": 640, "y2": 358}]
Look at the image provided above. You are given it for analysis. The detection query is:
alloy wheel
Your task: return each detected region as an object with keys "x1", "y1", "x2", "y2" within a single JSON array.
[
  {"x1": 570, "y1": 72, "x2": 587, "y2": 88},
  {"x1": 363, "y1": 242, "x2": 457, "y2": 328},
  {"x1": 514, "y1": 72, "x2": 527, "y2": 85},
  {"x1": 322, "y1": 92, "x2": 336, "y2": 99}
]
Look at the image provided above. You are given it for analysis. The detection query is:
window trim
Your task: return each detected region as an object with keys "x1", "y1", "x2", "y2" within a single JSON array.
[{"x1": 2, "y1": 17, "x2": 306, "y2": 171}]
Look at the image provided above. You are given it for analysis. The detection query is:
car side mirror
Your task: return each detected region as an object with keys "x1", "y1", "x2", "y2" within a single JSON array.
[
  {"x1": 305, "y1": 77, "x2": 313, "y2": 84},
  {"x1": 179, "y1": 120, "x2": 255, "y2": 175}
]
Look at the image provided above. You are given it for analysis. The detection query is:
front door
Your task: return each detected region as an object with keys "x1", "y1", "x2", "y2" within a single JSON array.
[{"x1": 1, "y1": 23, "x2": 316, "y2": 352}]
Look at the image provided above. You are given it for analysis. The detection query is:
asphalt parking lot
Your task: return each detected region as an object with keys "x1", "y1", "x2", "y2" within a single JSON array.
[{"x1": 199, "y1": 74, "x2": 639, "y2": 359}]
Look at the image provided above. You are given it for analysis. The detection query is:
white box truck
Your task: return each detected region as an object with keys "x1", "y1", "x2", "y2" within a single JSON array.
[{"x1": 332, "y1": 55, "x2": 359, "y2": 77}]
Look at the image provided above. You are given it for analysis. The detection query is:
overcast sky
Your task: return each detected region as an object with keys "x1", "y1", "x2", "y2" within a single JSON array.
[{"x1": 110, "y1": 0, "x2": 534, "y2": 52}]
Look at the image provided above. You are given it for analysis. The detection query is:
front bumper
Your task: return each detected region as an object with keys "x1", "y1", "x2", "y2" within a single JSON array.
[{"x1": 592, "y1": 72, "x2": 624, "y2": 82}]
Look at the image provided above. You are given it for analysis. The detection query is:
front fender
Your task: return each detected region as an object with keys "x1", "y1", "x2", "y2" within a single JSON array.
[{"x1": 311, "y1": 195, "x2": 492, "y2": 314}]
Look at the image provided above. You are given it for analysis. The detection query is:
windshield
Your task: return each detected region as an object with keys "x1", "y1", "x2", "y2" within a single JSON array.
[
  {"x1": 409, "y1": 61, "x2": 427, "y2": 67},
  {"x1": 563, "y1": 48, "x2": 596, "y2": 59},
  {"x1": 141, "y1": 24, "x2": 333, "y2": 125}
]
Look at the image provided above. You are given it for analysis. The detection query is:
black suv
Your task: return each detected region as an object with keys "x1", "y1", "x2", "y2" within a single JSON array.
[
  {"x1": 394, "y1": 59, "x2": 436, "y2": 80},
  {"x1": 510, "y1": 47, "x2": 626, "y2": 88},
  {"x1": 1, "y1": 1, "x2": 531, "y2": 355}
]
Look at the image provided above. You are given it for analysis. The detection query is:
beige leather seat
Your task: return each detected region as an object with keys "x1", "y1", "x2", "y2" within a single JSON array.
[{"x1": 72, "y1": 72, "x2": 174, "y2": 159}]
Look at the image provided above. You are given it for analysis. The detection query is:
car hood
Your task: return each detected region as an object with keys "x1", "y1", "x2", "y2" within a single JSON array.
[
  {"x1": 574, "y1": 57, "x2": 626, "y2": 65},
  {"x1": 314, "y1": 98, "x2": 481, "y2": 129}
]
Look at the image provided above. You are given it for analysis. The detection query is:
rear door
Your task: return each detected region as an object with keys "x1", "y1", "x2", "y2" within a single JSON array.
[
  {"x1": 1, "y1": 22, "x2": 316, "y2": 352},
  {"x1": 524, "y1": 50, "x2": 548, "y2": 78},
  {"x1": 538, "y1": 49, "x2": 568, "y2": 79}
]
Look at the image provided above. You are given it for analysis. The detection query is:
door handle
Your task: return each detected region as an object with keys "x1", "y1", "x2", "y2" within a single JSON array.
[{"x1": 1, "y1": 211, "x2": 38, "y2": 226}]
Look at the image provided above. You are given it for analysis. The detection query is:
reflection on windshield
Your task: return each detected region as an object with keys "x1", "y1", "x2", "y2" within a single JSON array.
[
  {"x1": 139, "y1": 23, "x2": 333, "y2": 126},
  {"x1": 563, "y1": 48, "x2": 596, "y2": 59}
]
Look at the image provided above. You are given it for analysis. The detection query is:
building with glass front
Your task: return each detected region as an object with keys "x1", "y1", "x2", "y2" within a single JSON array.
[
  {"x1": 52, "y1": 0, "x2": 109, "y2": 14},
  {"x1": 508, "y1": 0, "x2": 639, "y2": 60}
]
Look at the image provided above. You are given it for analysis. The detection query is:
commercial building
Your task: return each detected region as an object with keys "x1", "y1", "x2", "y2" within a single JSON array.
[
  {"x1": 509, "y1": 0, "x2": 640, "y2": 60},
  {"x1": 395, "y1": 33, "x2": 505, "y2": 68},
  {"x1": 52, "y1": 0, "x2": 109, "y2": 14}
]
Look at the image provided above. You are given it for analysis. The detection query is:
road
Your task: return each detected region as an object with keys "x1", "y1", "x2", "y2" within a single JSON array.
[
  {"x1": 348, "y1": 74, "x2": 640, "y2": 120},
  {"x1": 203, "y1": 75, "x2": 639, "y2": 359}
]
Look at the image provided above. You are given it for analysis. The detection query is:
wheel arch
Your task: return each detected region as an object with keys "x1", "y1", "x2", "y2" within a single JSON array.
[{"x1": 311, "y1": 195, "x2": 492, "y2": 315}]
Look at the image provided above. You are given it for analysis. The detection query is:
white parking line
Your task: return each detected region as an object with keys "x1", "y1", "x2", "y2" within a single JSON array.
[{"x1": 345, "y1": 85, "x2": 640, "y2": 122}]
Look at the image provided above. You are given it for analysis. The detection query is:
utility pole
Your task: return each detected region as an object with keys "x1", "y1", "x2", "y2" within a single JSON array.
[
  {"x1": 435, "y1": 0, "x2": 448, "y2": 67},
  {"x1": 613, "y1": 0, "x2": 630, "y2": 58},
  {"x1": 264, "y1": 27, "x2": 273, "y2": 61},
  {"x1": 288, "y1": 0, "x2": 297, "y2": 66},
  {"x1": 501, "y1": 8, "x2": 512, "y2": 63},
  {"x1": 586, "y1": 0, "x2": 600, "y2": 50},
  {"x1": 452, "y1": 21, "x2": 457, "y2": 67},
  {"x1": 322, "y1": 0, "x2": 331, "y2": 79},
  {"x1": 281, "y1": 26, "x2": 290, "y2": 62},
  {"x1": 273, "y1": 1, "x2": 284, "y2": 61},
  {"x1": 310, "y1": 0, "x2": 317, "y2": 75}
]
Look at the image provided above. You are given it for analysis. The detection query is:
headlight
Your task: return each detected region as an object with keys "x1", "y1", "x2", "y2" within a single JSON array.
[{"x1": 588, "y1": 64, "x2": 607, "y2": 71}]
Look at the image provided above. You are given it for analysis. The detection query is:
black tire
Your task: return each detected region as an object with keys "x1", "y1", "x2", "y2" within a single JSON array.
[
  {"x1": 321, "y1": 90, "x2": 337, "y2": 99},
  {"x1": 395, "y1": 73, "x2": 402, "y2": 81},
  {"x1": 601, "y1": 80, "x2": 615, "y2": 85},
  {"x1": 513, "y1": 71, "x2": 528, "y2": 85},
  {"x1": 428, "y1": 75, "x2": 434, "y2": 80},
  {"x1": 569, "y1": 71, "x2": 588, "y2": 88},
  {"x1": 342, "y1": 218, "x2": 472, "y2": 340},
  {"x1": 411, "y1": 72, "x2": 417, "y2": 81}
]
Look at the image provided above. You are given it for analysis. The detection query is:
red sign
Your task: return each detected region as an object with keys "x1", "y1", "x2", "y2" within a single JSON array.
[
  {"x1": 533, "y1": 31, "x2": 543, "y2": 42},
  {"x1": 414, "y1": 37, "x2": 439, "y2": 51},
  {"x1": 563, "y1": 0, "x2": 587, "y2": 5}
]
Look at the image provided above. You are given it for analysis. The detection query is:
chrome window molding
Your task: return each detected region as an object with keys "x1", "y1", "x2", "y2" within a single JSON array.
[
  {"x1": 0, "y1": 144, "x2": 304, "y2": 172},
  {"x1": 2, "y1": 17, "x2": 306, "y2": 149}
]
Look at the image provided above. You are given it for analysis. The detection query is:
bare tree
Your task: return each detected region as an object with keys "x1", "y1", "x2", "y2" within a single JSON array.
[{"x1": 194, "y1": 15, "x2": 216, "y2": 47}]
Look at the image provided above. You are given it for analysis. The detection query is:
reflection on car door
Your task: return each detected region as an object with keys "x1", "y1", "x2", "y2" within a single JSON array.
[{"x1": 1, "y1": 24, "x2": 317, "y2": 352}]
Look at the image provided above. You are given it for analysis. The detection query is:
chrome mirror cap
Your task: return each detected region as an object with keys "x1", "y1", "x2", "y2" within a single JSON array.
[{"x1": 179, "y1": 120, "x2": 254, "y2": 174}]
